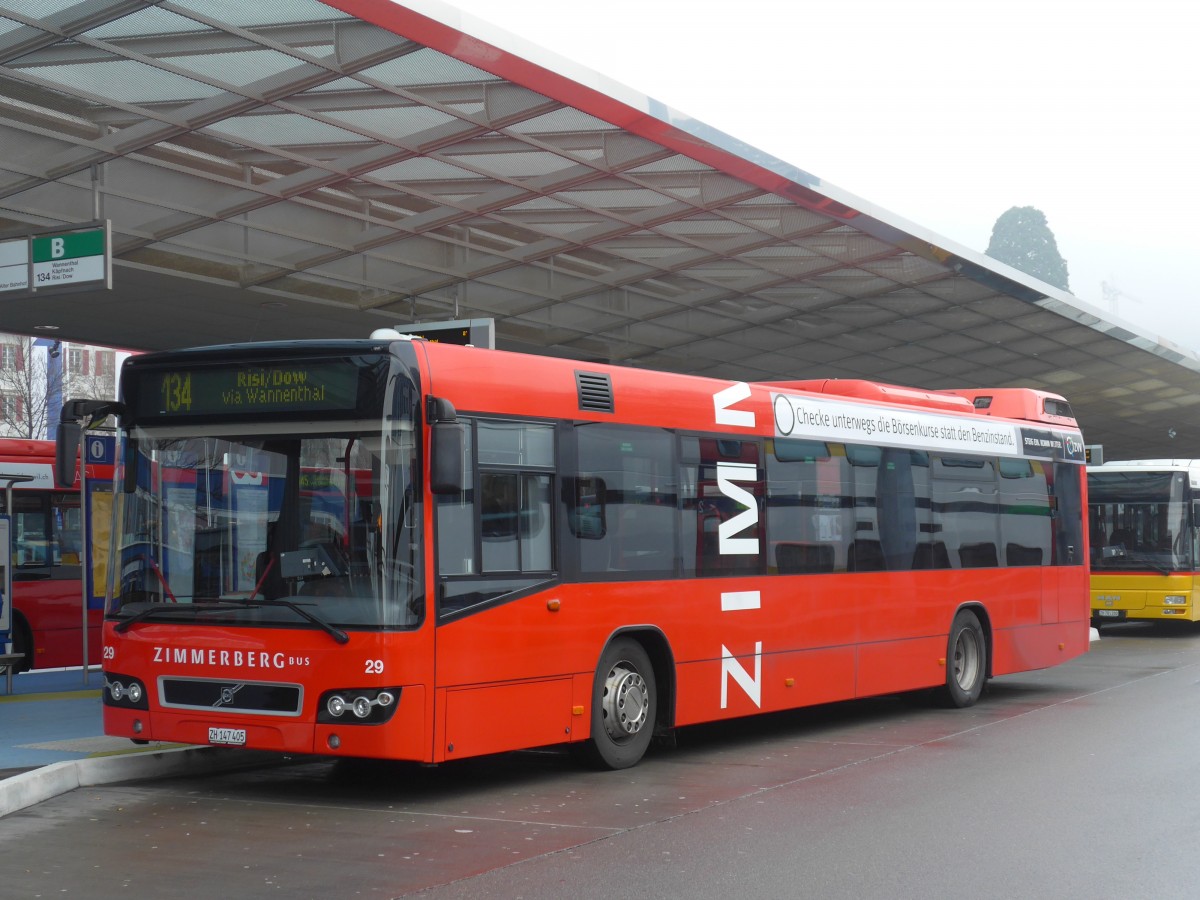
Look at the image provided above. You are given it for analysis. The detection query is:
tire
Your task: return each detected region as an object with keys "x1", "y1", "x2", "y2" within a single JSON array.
[
  {"x1": 935, "y1": 609, "x2": 986, "y2": 708},
  {"x1": 10, "y1": 615, "x2": 33, "y2": 673},
  {"x1": 576, "y1": 637, "x2": 657, "y2": 770}
]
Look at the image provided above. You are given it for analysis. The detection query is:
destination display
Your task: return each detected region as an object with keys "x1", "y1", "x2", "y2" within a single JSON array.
[{"x1": 134, "y1": 361, "x2": 363, "y2": 418}]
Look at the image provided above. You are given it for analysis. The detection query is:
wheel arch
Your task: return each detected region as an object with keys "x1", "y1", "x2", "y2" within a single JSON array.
[
  {"x1": 601, "y1": 626, "x2": 676, "y2": 734},
  {"x1": 955, "y1": 601, "x2": 993, "y2": 678}
]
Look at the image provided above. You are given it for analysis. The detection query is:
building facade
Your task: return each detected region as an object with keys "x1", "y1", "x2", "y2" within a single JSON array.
[{"x1": 0, "y1": 332, "x2": 130, "y2": 439}]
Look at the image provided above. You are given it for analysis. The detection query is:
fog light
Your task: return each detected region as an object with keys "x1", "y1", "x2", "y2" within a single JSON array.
[
  {"x1": 327, "y1": 734, "x2": 340, "y2": 750},
  {"x1": 326, "y1": 695, "x2": 346, "y2": 717},
  {"x1": 352, "y1": 696, "x2": 372, "y2": 719},
  {"x1": 132, "y1": 719, "x2": 143, "y2": 734}
]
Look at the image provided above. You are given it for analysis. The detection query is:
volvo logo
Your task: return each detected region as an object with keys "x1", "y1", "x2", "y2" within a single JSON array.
[{"x1": 214, "y1": 684, "x2": 245, "y2": 707}]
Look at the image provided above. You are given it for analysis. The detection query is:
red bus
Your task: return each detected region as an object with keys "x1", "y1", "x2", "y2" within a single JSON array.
[
  {"x1": 59, "y1": 337, "x2": 1090, "y2": 768},
  {"x1": 1, "y1": 438, "x2": 112, "y2": 671}
]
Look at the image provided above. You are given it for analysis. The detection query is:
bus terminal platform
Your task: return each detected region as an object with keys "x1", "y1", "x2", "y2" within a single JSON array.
[{"x1": 0, "y1": 668, "x2": 282, "y2": 818}]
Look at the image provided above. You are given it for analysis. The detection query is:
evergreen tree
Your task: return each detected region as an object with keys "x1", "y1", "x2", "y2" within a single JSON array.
[{"x1": 985, "y1": 206, "x2": 1070, "y2": 291}]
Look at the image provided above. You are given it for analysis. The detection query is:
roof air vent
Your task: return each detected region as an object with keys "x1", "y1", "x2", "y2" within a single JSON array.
[{"x1": 576, "y1": 371, "x2": 613, "y2": 413}]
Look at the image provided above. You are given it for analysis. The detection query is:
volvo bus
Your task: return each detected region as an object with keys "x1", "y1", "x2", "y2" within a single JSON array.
[
  {"x1": 1088, "y1": 459, "x2": 1200, "y2": 626},
  {"x1": 1, "y1": 438, "x2": 112, "y2": 670},
  {"x1": 58, "y1": 335, "x2": 1090, "y2": 769}
]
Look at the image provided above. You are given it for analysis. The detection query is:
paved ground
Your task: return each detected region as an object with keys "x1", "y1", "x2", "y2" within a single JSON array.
[
  {"x1": 0, "y1": 667, "x2": 186, "y2": 778},
  {"x1": 0, "y1": 667, "x2": 286, "y2": 820}
]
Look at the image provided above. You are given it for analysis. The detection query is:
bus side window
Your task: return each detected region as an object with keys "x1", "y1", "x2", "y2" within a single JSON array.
[
  {"x1": 53, "y1": 492, "x2": 82, "y2": 566},
  {"x1": 566, "y1": 476, "x2": 606, "y2": 539},
  {"x1": 12, "y1": 494, "x2": 51, "y2": 568}
]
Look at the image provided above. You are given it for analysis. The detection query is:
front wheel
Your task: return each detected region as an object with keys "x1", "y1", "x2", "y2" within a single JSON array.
[
  {"x1": 935, "y1": 609, "x2": 987, "y2": 708},
  {"x1": 576, "y1": 637, "x2": 657, "y2": 770}
]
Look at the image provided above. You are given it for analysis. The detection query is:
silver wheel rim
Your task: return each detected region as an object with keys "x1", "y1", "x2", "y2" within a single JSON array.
[
  {"x1": 600, "y1": 660, "x2": 648, "y2": 741},
  {"x1": 952, "y1": 628, "x2": 982, "y2": 691}
]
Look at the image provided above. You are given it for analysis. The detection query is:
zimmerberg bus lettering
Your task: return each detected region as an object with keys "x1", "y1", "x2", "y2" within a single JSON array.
[
  {"x1": 151, "y1": 646, "x2": 310, "y2": 668},
  {"x1": 715, "y1": 383, "x2": 764, "y2": 711}
]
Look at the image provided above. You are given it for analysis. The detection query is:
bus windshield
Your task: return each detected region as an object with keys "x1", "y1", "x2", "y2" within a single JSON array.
[
  {"x1": 111, "y1": 422, "x2": 422, "y2": 632},
  {"x1": 1088, "y1": 470, "x2": 1192, "y2": 572}
]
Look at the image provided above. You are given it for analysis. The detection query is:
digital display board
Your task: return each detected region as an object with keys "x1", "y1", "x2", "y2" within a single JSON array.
[
  {"x1": 393, "y1": 317, "x2": 495, "y2": 349},
  {"x1": 135, "y1": 361, "x2": 363, "y2": 419},
  {"x1": 407, "y1": 324, "x2": 471, "y2": 344}
]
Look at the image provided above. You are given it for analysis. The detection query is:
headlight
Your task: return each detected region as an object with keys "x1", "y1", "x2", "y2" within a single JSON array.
[
  {"x1": 102, "y1": 674, "x2": 149, "y2": 710},
  {"x1": 1164, "y1": 595, "x2": 1187, "y2": 605},
  {"x1": 317, "y1": 687, "x2": 402, "y2": 725}
]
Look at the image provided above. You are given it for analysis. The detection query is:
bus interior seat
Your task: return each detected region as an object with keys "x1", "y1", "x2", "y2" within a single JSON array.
[
  {"x1": 912, "y1": 542, "x2": 950, "y2": 569},
  {"x1": 848, "y1": 539, "x2": 885, "y2": 572},
  {"x1": 1005, "y1": 544, "x2": 1044, "y2": 566},
  {"x1": 776, "y1": 542, "x2": 834, "y2": 574},
  {"x1": 958, "y1": 542, "x2": 999, "y2": 568},
  {"x1": 254, "y1": 549, "x2": 286, "y2": 599},
  {"x1": 613, "y1": 509, "x2": 674, "y2": 572},
  {"x1": 1108, "y1": 529, "x2": 1136, "y2": 550}
]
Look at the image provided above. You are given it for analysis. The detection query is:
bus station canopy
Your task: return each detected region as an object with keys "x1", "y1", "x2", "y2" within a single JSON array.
[{"x1": 0, "y1": 0, "x2": 1196, "y2": 460}]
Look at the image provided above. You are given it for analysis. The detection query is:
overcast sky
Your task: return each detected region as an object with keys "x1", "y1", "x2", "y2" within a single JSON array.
[{"x1": 440, "y1": 0, "x2": 1200, "y2": 349}]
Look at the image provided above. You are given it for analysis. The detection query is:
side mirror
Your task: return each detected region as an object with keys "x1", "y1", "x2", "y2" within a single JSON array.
[
  {"x1": 430, "y1": 422, "x2": 466, "y2": 494},
  {"x1": 57, "y1": 398, "x2": 126, "y2": 487},
  {"x1": 425, "y1": 395, "x2": 465, "y2": 495},
  {"x1": 56, "y1": 421, "x2": 82, "y2": 486}
]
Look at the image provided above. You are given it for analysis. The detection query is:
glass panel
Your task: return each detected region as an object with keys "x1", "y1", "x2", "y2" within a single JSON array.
[
  {"x1": 999, "y1": 460, "x2": 1051, "y2": 567},
  {"x1": 579, "y1": 424, "x2": 676, "y2": 577},
  {"x1": 932, "y1": 455, "x2": 999, "y2": 569},
  {"x1": 765, "y1": 442, "x2": 850, "y2": 574},
  {"x1": 477, "y1": 420, "x2": 553, "y2": 467},
  {"x1": 113, "y1": 423, "x2": 416, "y2": 630},
  {"x1": 480, "y1": 472, "x2": 519, "y2": 572},
  {"x1": 521, "y1": 475, "x2": 552, "y2": 571},
  {"x1": 437, "y1": 423, "x2": 476, "y2": 576},
  {"x1": 1087, "y1": 470, "x2": 1178, "y2": 570}
]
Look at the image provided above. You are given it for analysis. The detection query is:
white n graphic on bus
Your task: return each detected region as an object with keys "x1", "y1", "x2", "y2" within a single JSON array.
[
  {"x1": 720, "y1": 590, "x2": 762, "y2": 709},
  {"x1": 714, "y1": 381, "x2": 763, "y2": 711}
]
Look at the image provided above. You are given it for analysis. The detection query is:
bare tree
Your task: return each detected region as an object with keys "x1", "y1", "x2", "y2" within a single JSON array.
[
  {"x1": 0, "y1": 336, "x2": 52, "y2": 439},
  {"x1": 0, "y1": 336, "x2": 117, "y2": 439}
]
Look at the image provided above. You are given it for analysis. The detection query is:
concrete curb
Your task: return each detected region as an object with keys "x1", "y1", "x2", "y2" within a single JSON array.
[{"x1": 0, "y1": 746, "x2": 288, "y2": 819}]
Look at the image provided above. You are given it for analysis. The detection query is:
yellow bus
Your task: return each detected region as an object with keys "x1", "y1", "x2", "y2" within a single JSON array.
[{"x1": 1088, "y1": 460, "x2": 1200, "y2": 626}]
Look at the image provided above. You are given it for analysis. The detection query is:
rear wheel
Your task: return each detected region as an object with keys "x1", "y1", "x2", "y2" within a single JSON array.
[
  {"x1": 935, "y1": 609, "x2": 986, "y2": 708},
  {"x1": 577, "y1": 637, "x2": 656, "y2": 770},
  {"x1": 10, "y1": 616, "x2": 33, "y2": 673}
]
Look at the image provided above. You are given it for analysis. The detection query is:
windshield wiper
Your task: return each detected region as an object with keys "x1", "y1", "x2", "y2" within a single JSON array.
[
  {"x1": 114, "y1": 596, "x2": 349, "y2": 643},
  {"x1": 1108, "y1": 556, "x2": 1174, "y2": 575},
  {"x1": 248, "y1": 598, "x2": 349, "y2": 644},
  {"x1": 114, "y1": 601, "x2": 247, "y2": 633}
]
